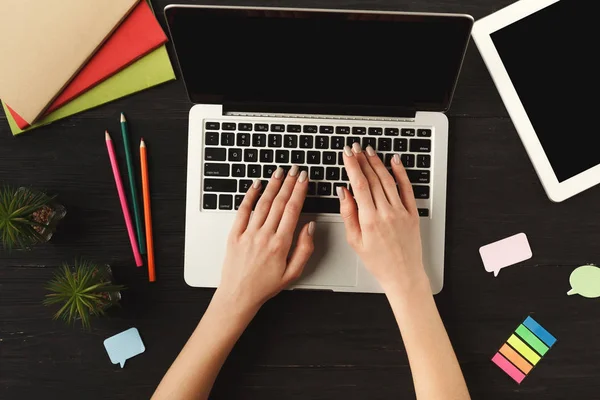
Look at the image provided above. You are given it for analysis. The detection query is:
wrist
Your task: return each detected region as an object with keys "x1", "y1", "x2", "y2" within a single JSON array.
[
  {"x1": 210, "y1": 289, "x2": 261, "y2": 325},
  {"x1": 380, "y1": 268, "x2": 432, "y2": 304}
]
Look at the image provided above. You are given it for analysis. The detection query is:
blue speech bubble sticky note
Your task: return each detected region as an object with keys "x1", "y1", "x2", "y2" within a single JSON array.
[{"x1": 103, "y1": 328, "x2": 145, "y2": 368}]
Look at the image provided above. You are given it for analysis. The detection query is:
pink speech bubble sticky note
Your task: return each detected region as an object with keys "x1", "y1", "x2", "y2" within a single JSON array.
[{"x1": 479, "y1": 233, "x2": 532, "y2": 277}]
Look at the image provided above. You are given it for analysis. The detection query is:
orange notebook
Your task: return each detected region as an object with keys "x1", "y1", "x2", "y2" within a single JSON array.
[{"x1": 8, "y1": 1, "x2": 167, "y2": 129}]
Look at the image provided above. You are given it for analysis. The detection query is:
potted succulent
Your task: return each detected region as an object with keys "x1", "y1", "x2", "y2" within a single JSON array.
[
  {"x1": 0, "y1": 186, "x2": 66, "y2": 251},
  {"x1": 43, "y1": 260, "x2": 125, "y2": 329}
]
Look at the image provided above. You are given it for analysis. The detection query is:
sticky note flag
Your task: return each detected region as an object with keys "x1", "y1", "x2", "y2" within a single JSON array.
[
  {"x1": 491, "y1": 316, "x2": 556, "y2": 384},
  {"x1": 568, "y1": 265, "x2": 600, "y2": 298},
  {"x1": 479, "y1": 233, "x2": 532, "y2": 277},
  {"x1": 104, "y1": 328, "x2": 145, "y2": 368}
]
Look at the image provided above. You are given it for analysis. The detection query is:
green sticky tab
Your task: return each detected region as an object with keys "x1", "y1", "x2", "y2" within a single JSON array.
[
  {"x1": 515, "y1": 324, "x2": 549, "y2": 356},
  {"x1": 507, "y1": 334, "x2": 541, "y2": 365}
]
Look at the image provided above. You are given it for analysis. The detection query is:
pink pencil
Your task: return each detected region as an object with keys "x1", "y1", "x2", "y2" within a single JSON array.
[{"x1": 105, "y1": 131, "x2": 143, "y2": 267}]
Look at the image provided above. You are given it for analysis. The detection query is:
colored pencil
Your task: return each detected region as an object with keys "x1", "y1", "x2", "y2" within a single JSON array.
[
  {"x1": 140, "y1": 138, "x2": 156, "y2": 282},
  {"x1": 105, "y1": 131, "x2": 143, "y2": 267},
  {"x1": 120, "y1": 113, "x2": 146, "y2": 254}
]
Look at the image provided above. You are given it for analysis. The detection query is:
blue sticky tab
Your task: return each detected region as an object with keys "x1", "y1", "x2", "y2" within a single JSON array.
[
  {"x1": 103, "y1": 328, "x2": 145, "y2": 368},
  {"x1": 523, "y1": 316, "x2": 557, "y2": 347}
]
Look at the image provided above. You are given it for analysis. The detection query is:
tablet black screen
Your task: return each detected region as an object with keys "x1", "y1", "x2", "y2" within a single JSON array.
[{"x1": 491, "y1": 0, "x2": 598, "y2": 182}]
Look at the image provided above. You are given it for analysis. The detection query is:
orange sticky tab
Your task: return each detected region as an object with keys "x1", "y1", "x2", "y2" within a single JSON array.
[{"x1": 499, "y1": 343, "x2": 533, "y2": 374}]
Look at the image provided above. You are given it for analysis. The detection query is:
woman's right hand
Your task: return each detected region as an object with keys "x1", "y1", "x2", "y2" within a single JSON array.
[{"x1": 338, "y1": 143, "x2": 430, "y2": 296}]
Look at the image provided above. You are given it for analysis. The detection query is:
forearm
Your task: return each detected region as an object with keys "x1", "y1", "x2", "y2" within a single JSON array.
[
  {"x1": 152, "y1": 292, "x2": 257, "y2": 400},
  {"x1": 385, "y1": 276, "x2": 470, "y2": 400}
]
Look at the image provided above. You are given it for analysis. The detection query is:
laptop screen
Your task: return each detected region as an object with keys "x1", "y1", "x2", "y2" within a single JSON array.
[{"x1": 165, "y1": 7, "x2": 473, "y2": 115}]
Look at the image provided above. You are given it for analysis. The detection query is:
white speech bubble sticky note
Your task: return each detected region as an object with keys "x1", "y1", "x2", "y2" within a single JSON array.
[
  {"x1": 479, "y1": 233, "x2": 532, "y2": 277},
  {"x1": 104, "y1": 328, "x2": 145, "y2": 368}
]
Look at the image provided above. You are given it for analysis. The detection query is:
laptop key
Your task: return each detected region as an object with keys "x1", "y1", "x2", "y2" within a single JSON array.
[
  {"x1": 252, "y1": 133, "x2": 266, "y2": 147},
  {"x1": 323, "y1": 152, "x2": 336, "y2": 165},
  {"x1": 308, "y1": 182, "x2": 317, "y2": 195},
  {"x1": 393, "y1": 138, "x2": 408, "y2": 152},
  {"x1": 334, "y1": 182, "x2": 347, "y2": 193},
  {"x1": 316, "y1": 136, "x2": 329, "y2": 149},
  {"x1": 347, "y1": 136, "x2": 360, "y2": 146},
  {"x1": 204, "y1": 179, "x2": 237, "y2": 193},
  {"x1": 378, "y1": 138, "x2": 392, "y2": 152},
  {"x1": 238, "y1": 123, "x2": 252, "y2": 131},
  {"x1": 268, "y1": 134, "x2": 282, "y2": 147},
  {"x1": 276, "y1": 150, "x2": 289, "y2": 163},
  {"x1": 222, "y1": 123, "x2": 236, "y2": 131},
  {"x1": 234, "y1": 195, "x2": 245, "y2": 210},
  {"x1": 385, "y1": 154, "x2": 394, "y2": 167},
  {"x1": 401, "y1": 128, "x2": 416, "y2": 137},
  {"x1": 362, "y1": 137, "x2": 376, "y2": 149},
  {"x1": 302, "y1": 197, "x2": 340, "y2": 214},
  {"x1": 260, "y1": 149, "x2": 274, "y2": 163},
  {"x1": 417, "y1": 155, "x2": 431, "y2": 168},
  {"x1": 417, "y1": 129, "x2": 432, "y2": 137},
  {"x1": 205, "y1": 132, "x2": 219, "y2": 145},
  {"x1": 300, "y1": 135, "x2": 314, "y2": 149},
  {"x1": 228, "y1": 148, "x2": 242, "y2": 162},
  {"x1": 232, "y1": 164, "x2": 245, "y2": 177},
  {"x1": 413, "y1": 185, "x2": 430, "y2": 199},
  {"x1": 237, "y1": 133, "x2": 250, "y2": 146},
  {"x1": 205, "y1": 147, "x2": 226, "y2": 161},
  {"x1": 263, "y1": 165, "x2": 277, "y2": 178},
  {"x1": 410, "y1": 139, "x2": 431, "y2": 153},
  {"x1": 331, "y1": 136, "x2": 345, "y2": 149},
  {"x1": 291, "y1": 150, "x2": 305, "y2": 164},
  {"x1": 239, "y1": 180, "x2": 253, "y2": 193},
  {"x1": 307, "y1": 151, "x2": 321, "y2": 164},
  {"x1": 320, "y1": 126, "x2": 334, "y2": 134},
  {"x1": 205, "y1": 163, "x2": 230, "y2": 177},
  {"x1": 385, "y1": 127, "x2": 399, "y2": 136},
  {"x1": 203, "y1": 194, "x2": 217, "y2": 209},
  {"x1": 287, "y1": 124, "x2": 301, "y2": 133},
  {"x1": 271, "y1": 124, "x2": 285, "y2": 132},
  {"x1": 407, "y1": 170, "x2": 430, "y2": 184},
  {"x1": 255, "y1": 123, "x2": 268, "y2": 132},
  {"x1": 284, "y1": 135, "x2": 298, "y2": 148},
  {"x1": 244, "y1": 149, "x2": 258, "y2": 162},
  {"x1": 401, "y1": 154, "x2": 415, "y2": 168},
  {"x1": 248, "y1": 164, "x2": 261, "y2": 178},
  {"x1": 318, "y1": 182, "x2": 332, "y2": 196},
  {"x1": 352, "y1": 127, "x2": 366, "y2": 135},
  {"x1": 326, "y1": 167, "x2": 340, "y2": 181},
  {"x1": 336, "y1": 126, "x2": 350, "y2": 135},
  {"x1": 219, "y1": 194, "x2": 233, "y2": 210},
  {"x1": 342, "y1": 168, "x2": 349, "y2": 181},
  {"x1": 418, "y1": 208, "x2": 430, "y2": 217},
  {"x1": 205, "y1": 122, "x2": 220, "y2": 130},
  {"x1": 310, "y1": 166, "x2": 324, "y2": 180},
  {"x1": 221, "y1": 132, "x2": 235, "y2": 146},
  {"x1": 338, "y1": 152, "x2": 344, "y2": 165},
  {"x1": 303, "y1": 125, "x2": 318, "y2": 133},
  {"x1": 368, "y1": 127, "x2": 383, "y2": 136}
]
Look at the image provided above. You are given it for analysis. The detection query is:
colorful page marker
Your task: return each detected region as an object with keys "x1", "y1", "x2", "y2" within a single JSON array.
[
  {"x1": 104, "y1": 328, "x2": 145, "y2": 368},
  {"x1": 480, "y1": 233, "x2": 532, "y2": 277},
  {"x1": 491, "y1": 316, "x2": 556, "y2": 384},
  {"x1": 568, "y1": 265, "x2": 600, "y2": 298}
]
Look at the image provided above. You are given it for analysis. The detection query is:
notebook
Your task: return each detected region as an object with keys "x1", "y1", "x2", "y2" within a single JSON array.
[
  {"x1": 7, "y1": 0, "x2": 167, "y2": 129},
  {"x1": 0, "y1": 0, "x2": 140, "y2": 124},
  {"x1": 2, "y1": 45, "x2": 176, "y2": 136}
]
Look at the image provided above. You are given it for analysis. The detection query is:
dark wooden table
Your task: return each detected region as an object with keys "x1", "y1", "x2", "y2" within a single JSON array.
[{"x1": 2, "y1": 1, "x2": 599, "y2": 399}]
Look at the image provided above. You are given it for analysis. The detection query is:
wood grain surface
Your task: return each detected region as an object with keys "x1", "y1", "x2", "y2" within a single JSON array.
[{"x1": 1, "y1": 1, "x2": 599, "y2": 399}]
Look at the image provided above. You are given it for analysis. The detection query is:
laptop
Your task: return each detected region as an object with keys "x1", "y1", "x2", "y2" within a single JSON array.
[{"x1": 164, "y1": 5, "x2": 473, "y2": 294}]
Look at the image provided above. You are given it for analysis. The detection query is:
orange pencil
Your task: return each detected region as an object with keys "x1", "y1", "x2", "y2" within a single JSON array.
[{"x1": 140, "y1": 138, "x2": 156, "y2": 282}]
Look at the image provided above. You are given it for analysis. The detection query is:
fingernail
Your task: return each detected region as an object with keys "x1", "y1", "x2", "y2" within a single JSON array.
[
  {"x1": 393, "y1": 154, "x2": 401, "y2": 165},
  {"x1": 274, "y1": 167, "x2": 284, "y2": 179},
  {"x1": 366, "y1": 146, "x2": 376, "y2": 157},
  {"x1": 252, "y1": 179, "x2": 261, "y2": 189},
  {"x1": 289, "y1": 165, "x2": 299, "y2": 177},
  {"x1": 308, "y1": 221, "x2": 316, "y2": 236},
  {"x1": 343, "y1": 145, "x2": 354, "y2": 157},
  {"x1": 298, "y1": 170, "x2": 308, "y2": 183},
  {"x1": 352, "y1": 142, "x2": 362, "y2": 154},
  {"x1": 336, "y1": 186, "x2": 345, "y2": 200}
]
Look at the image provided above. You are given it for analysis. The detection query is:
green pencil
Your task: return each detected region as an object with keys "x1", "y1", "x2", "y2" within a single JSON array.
[{"x1": 120, "y1": 113, "x2": 146, "y2": 254}]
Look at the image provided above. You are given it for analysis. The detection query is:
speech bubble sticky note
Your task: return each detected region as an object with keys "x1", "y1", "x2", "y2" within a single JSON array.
[
  {"x1": 568, "y1": 265, "x2": 600, "y2": 298},
  {"x1": 479, "y1": 233, "x2": 532, "y2": 277},
  {"x1": 103, "y1": 328, "x2": 145, "y2": 368}
]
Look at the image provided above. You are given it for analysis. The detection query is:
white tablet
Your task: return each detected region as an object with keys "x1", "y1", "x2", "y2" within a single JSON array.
[{"x1": 472, "y1": 0, "x2": 597, "y2": 202}]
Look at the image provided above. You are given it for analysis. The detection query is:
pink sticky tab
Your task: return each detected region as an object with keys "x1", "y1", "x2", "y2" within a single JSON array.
[
  {"x1": 492, "y1": 352, "x2": 526, "y2": 384},
  {"x1": 479, "y1": 233, "x2": 532, "y2": 277}
]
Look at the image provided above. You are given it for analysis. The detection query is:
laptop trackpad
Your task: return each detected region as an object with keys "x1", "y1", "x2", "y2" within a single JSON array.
[{"x1": 295, "y1": 220, "x2": 358, "y2": 287}]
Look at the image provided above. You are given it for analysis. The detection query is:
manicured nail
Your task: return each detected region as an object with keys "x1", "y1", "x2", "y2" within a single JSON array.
[
  {"x1": 352, "y1": 142, "x2": 362, "y2": 154},
  {"x1": 298, "y1": 170, "x2": 308, "y2": 183},
  {"x1": 252, "y1": 179, "x2": 261, "y2": 189},
  {"x1": 366, "y1": 145, "x2": 376, "y2": 157},
  {"x1": 308, "y1": 221, "x2": 316, "y2": 236},
  {"x1": 343, "y1": 145, "x2": 354, "y2": 157},
  {"x1": 274, "y1": 167, "x2": 284, "y2": 179},
  {"x1": 289, "y1": 165, "x2": 299, "y2": 177},
  {"x1": 393, "y1": 154, "x2": 401, "y2": 165},
  {"x1": 336, "y1": 186, "x2": 345, "y2": 200}
]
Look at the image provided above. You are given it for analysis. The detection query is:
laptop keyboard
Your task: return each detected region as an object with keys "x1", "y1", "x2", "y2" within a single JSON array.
[{"x1": 202, "y1": 121, "x2": 432, "y2": 216}]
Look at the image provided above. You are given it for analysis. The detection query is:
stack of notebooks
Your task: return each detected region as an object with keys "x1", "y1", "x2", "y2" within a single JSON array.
[{"x1": 0, "y1": 0, "x2": 176, "y2": 136}]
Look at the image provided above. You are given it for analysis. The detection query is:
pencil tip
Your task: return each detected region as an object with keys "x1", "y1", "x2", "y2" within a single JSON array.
[
  {"x1": 120, "y1": 113, "x2": 126, "y2": 123},
  {"x1": 140, "y1": 138, "x2": 146, "y2": 147},
  {"x1": 105, "y1": 130, "x2": 111, "y2": 140}
]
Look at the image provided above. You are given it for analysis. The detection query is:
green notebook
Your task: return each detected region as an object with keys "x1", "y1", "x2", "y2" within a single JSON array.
[{"x1": 2, "y1": 45, "x2": 175, "y2": 136}]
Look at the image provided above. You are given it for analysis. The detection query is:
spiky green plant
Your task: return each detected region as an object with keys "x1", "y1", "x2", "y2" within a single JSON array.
[
  {"x1": 0, "y1": 186, "x2": 54, "y2": 251},
  {"x1": 43, "y1": 261, "x2": 125, "y2": 329}
]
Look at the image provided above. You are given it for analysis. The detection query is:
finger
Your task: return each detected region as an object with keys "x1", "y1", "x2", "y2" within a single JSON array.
[
  {"x1": 364, "y1": 145, "x2": 403, "y2": 208},
  {"x1": 391, "y1": 154, "x2": 418, "y2": 213},
  {"x1": 247, "y1": 167, "x2": 285, "y2": 230},
  {"x1": 282, "y1": 221, "x2": 315, "y2": 285},
  {"x1": 276, "y1": 169, "x2": 309, "y2": 237},
  {"x1": 230, "y1": 178, "x2": 262, "y2": 237},
  {"x1": 263, "y1": 165, "x2": 301, "y2": 232},
  {"x1": 336, "y1": 186, "x2": 361, "y2": 247},
  {"x1": 352, "y1": 143, "x2": 390, "y2": 209},
  {"x1": 342, "y1": 145, "x2": 376, "y2": 211}
]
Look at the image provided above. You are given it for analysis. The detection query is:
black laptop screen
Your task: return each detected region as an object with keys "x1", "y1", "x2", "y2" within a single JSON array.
[{"x1": 165, "y1": 7, "x2": 473, "y2": 114}]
